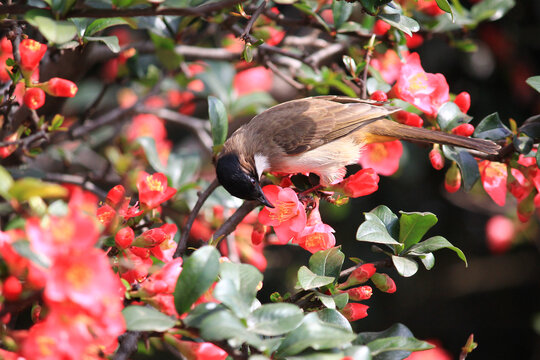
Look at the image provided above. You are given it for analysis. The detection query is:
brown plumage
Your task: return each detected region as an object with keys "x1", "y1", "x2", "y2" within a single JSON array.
[{"x1": 215, "y1": 96, "x2": 500, "y2": 205}]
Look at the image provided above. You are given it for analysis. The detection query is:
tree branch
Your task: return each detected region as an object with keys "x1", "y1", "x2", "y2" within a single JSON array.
[
  {"x1": 113, "y1": 332, "x2": 142, "y2": 360},
  {"x1": 174, "y1": 179, "x2": 221, "y2": 258},
  {"x1": 240, "y1": 0, "x2": 268, "y2": 41},
  {"x1": 211, "y1": 201, "x2": 259, "y2": 247}
]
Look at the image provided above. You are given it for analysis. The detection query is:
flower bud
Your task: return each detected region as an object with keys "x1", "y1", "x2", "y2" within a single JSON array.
[
  {"x1": 43, "y1": 77, "x2": 78, "y2": 97},
  {"x1": 251, "y1": 222, "x2": 267, "y2": 245},
  {"x1": 341, "y1": 263, "x2": 376, "y2": 288},
  {"x1": 444, "y1": 163, "x2": 461, "y2": 193},
  {"x1": 19, "y1": 39, "x2": 47, "y2": 72},
  {"x1": 429, "y1": 146, "x2": 445, "y2": 170},
  {"x1": 3, "y1": 276, "x2": 23, "y2": 301},
  {"x1": 340, "y1": 303, "x2": 369, "y2": 321},
  {"x1": 133, "y1": 228, "x2": 167, "y2": 247},
  {"x1": 106, "y1": 185, "x2": 126, "y2": 207},
  {"x1": 370, "y1": 272, "x2": 396, "y2": 293},
  {"x1": 454, "y1": 92, "x2": 471, "y2": 113},
  {"x1": 451, "y1": 123, "x2": 475, "y2": 137},
  {"x1": 370, "y1": 90, "x2": 388, "y2": 102},
  {"x1": 344, "y1": 285, "x2": 373, "y2": 301},
  {"x1": 23, "y1": 87, "x2": 46, "y2": 110},
  {"x1": 115, "y1": 227, "x2": 135, "y2": 249}
]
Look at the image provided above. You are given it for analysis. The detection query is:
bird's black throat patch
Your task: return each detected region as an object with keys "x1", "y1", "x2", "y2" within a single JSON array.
[{"x1": 216, "y1": 153, "x2": 260, "y2": 201}]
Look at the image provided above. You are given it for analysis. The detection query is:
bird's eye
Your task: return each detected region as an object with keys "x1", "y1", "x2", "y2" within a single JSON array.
[{"x1": 250, "y1": 177, "x2": 257, "y2": 185}]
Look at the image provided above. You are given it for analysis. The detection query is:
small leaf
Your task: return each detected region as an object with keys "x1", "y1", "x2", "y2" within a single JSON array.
[
  {"x1": 473, "y1": 112, "x2": 512, "y2": 140},
  {"x1": 0, "y1": 166, "x2": 14, "y2": 197},
  {"x1": 308, "y1": 247, "x2": 345, "y2": 279},
  {"x1": 419, "y1": 253, "x2": 435, "y2": 270},
  {"x1": 316, "y1": 309, "x2": 352, "y2": 332},
  {"x1": 369, "y1": 205, "x2": 399, "y2": 239},
  {"x1": 356, "y1": 213, "x2": 400, "y2": 245},
  {"x1": 332, "y1": 0, "x2": 354, "y2": 29},
  {"x1": 122, "y1": 305, "x2": 176, "y2": 332},
  {"x1": 8, "y1": 178, "x2": 68, "y2": 202},
  {"x1": 391, "y1": 255, "x2": 419, "y2": 277},
  {"x1": 85, "y1": 36, "x2": 120, "y2": 53},
  {"x1": 399, "y1": 211, "x2": 438, "y2": 250},
  {"x1": 513, "y1": 134, "x2": 534, "y2": 154},
  {"x1": 378, "y1": 14, "x2": 419, "y2": 37},
  {"x1": 174, "y1": 246, "x2": 220, "y2": 315},
  {"x1": 198, "y1": 308, "x2": 260, "y2": 346},
  {"x1": 526, "y1": 76, "x2": 540, "y2": 93},
  {"x1": 368, "y1": 336, "x2": 434, "y2": 356},
  {"x1": 298, "y1": 266, "x2": 335, "y2": 290},
  {"x1": 442, "y1": 145, "x2": 480, "y2": 191},
  {"x1": 471, "y1": 0, "x2": 515, "y2": 22},
  {"x1": 247, "y1": 303, "x2": 303, "y2": 336},
  {"x1": 435, "y1": 0, "x2": 453, "y2": 16},
  {"x1": 519, "y1": 114, "x2": 540, "y2": 139},
  {"x1": 25, "y1": 9, "x2": 77, "y2": 44},
  {"x1": 406, "y1": 236, "x2": 467, "y2": 266},
  {"x1": 208, "y1": 96, "x2": 229, "y2": 147},
  {"x1": 437, "y1": 102, "x2": 471, "y2": 131}
]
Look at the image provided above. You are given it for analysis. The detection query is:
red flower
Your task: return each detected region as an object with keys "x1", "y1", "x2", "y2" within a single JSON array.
[
  {"x1": 485, "y1": 215, "x2": 514, "y2": 254},
  {"x1": 149, "y1": 223, "x2": 178, "y2": 262},
  {"x1": 335, "y1": 168, "x2": 379, "y2": 198},
  {"x1": 373, "y1": 20, "x2": 391, "y2": 36},
  {"x1": 444, "y1": 164, "x2": 461, "y2": 193},
  {"x1": 233, "y1": 66, "x2": 273, "y2": 95},
  {"x1": 23, "y1": 87, "x2": 46, "y2": 109},
  {"x1": 137, "y1": 172, "x2": 177, "y2": 210},
  {"x1": 115, "y1": 227, "x2": 134, "y2": 249},
  {"x1": 0, "y1": 131, "x2": 20, "y2": 158},
  {"x1": 508, "y1": 168, "x2": 533, "y2": 201},
  {"x1": 174, "y1": 340, "x2": 228, "y2": 360},
  {"x1": 370, "y1": 90, "x2": 388, "y2": 102},
  {"x1": 429, "y1": 146, "x2": 444, "y2": 170},
  {"x1": 359, "y1": 140, "x2": 403, "y2": 176},
  {"x1": 121, "y1": 248, "x2": 153, "y2": 284},
  {"x1": 344, "y1": 285, "x2": 373, "y2": 301},
  {"x1": 371, "y1": 272, "x2": 397, "y2": 293},
  {"x1": 43, "y1": 77, "x2": 78, "y2": 97},
  {"x1": 167, "y1": 90, "x2": 196, "y2": 115},
  {"x1": 1, "y1": 37, "x2": 12, "y2": 53},
  {"x1": 416, "y1": 0, "x2": 446, "y2": 16},
  {"x1": 258, "y1": 185, "x2": 307, "y2": 244},
  {"x1": 478, "y1": 160, "x2": 507, "y2": 206},
  {"x1": 371, "y1": 49, "x2": 406, "y2": 84},
  {"x1": 19, "y1": 39, "x2": 47, "y2": 72},
  {"x1": 295, "y1": 205, "x2": 335, "y2": 253},
  {"x1": 340, "y1": 303, "x2": 369, "y2": 321},
  {"x1": 134, "y1": 227, "x2": 169, "y2": 248},
  {"x1": 392, "y1": 52, "x2": 449, "y2": 116},
  {"x1": 451, "y1": 123, "x2": 475, "y2": 137},
  {"x1": 405, "y1": 33, "x2": 424, "y2": 49},
  {"x1": 396, "y1": 111, "x2": 424, "y2": 127},
  {"x1": 0, "y1": 52, "x2": 13, "y2": 82},
  {"x1": 405, "y1": 340, "x2": 452, "y2": 360},
  {"x1": 2, "y1": 275, "x2": 23, "y2": 301},
  {"x1": 251, "y1": 221, "x2": 267, "y2": 245},
  {"x1": 454, "y1": 91, "x2": 471, "y2": 113},
  {"x1": 140, "y1": 257, "x2": 183, "y2": 315}
]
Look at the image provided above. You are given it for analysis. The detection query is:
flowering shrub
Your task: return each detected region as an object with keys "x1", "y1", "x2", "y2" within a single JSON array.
[{"x1": 0, "y1": 0, "x2": 537, "y2": 359}]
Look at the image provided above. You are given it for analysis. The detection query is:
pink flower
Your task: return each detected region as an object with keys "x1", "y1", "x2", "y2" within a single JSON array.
[
  {"x1": 359, "y1": 140, "x2": 403, "y2": 176},
  {"x1": 137, "y1": 172, "x2": 177, "y2": 210},
  {"x1": 478, "y1": 161, "x2": 507, "y2": 206},
  {"x1": 258, "y1": 185, "x2": 306, "y2": 244},
  {"x1": 295, "y1": 205, "x2": 335, "y2": 253},
  {"x1": 335, "y1": 168, "x2": 379, "y2": 197},
  {"x1": 485, "y1": 215, "x2": 514, "y2": 254},
  {"x1": 371, "y1": 49, "x2": 407, "y2": 84},
  {"x1": 233, "y1": 66, "x2": 273, "y2": 95},
  {"x1": 392, "y1": 53, "x2": 449, "y2": 116}
]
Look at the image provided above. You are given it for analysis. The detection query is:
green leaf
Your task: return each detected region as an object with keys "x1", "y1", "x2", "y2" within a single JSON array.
[
  {"x1": 398, "y1": 211, "x2": 438, "y2": 249},
  {"x1": 276, "y1": 313, "x2": 356, "y2": 356},
  {"x1": 435, "y1": 0, "x2": 453, "y2": 16},
  {"x1": 526, "y1": 76, "x2": 540, "y2": 93},
  {"x1": 356, "y1": 213, "x2": 400, "y2": 245},
  {"x1": 198, "y1": 308, "x2": 262, "y2": 346},
  {"x1": 247, "y1": 303, "x2": 303, "y2": 336},
  {"x1": 137, "y1": 137, "x2": 167, "y2": 173},
  {"x1": 418, "y1": 253, "x2": 435, "y2": 270},
  {"x1": 12, "y1": 240, "x2": 50, "y2": 268},
  {"x1": 25, "y1": 9, "x2": 77, "y2": 44},
  {"x1": 519, "y1": 114, "x2": 540, "y2": 139},
  {"x1": 308, "y1": 247, "x2": 345, "y2": 279},
  {"x1": 298, "y1": 266, "x2": 335, "y2": 290},
  {"x1": 8, "y1": 178, "x2": 68, "y2": 202},
  {"x1": 197, "y1": 61, "x2": 234, "y2": 105},
  {"x1": 442, "y1": 145, "x2": 480, "y2": 191},
  {"x1": 513, "y1": 134, "x2": 534, "y2": 154},
  {"x1": 360, "y1": 0, "x2": 392, "y2": 14},
  {"x1": 85, "y1": 36, "x2": 120, "y2": 53},
  {"x1": 0, "y1": 166, "x2": 14, "y2": 197},
  {"x1": 213, "y1": 262, "x2": 263, "y2": 318},
  {"x1": 473, "y1": 112, "x2": 512, "y2": 140},
  {"x1": 122, "y1": 305, "x2": 176, "y2": 332},
  {"x1": 208, "y1": 96, "x2": 229, "y2": 147},
  {"x1": 316, "y1": 309, "x2": 352, "y2": 332},
  {"x1": 436, "y1": 102, "x2": 471, "y2": 131},
  {"x1": 378, "y1": 14, "x2": 419, "y2": 37},
  {"x1": 183, "y1": 302, "x2": 222, "y2": 328},
  {"x1": 369, "y1": 205, "x2": 399, "y2": 239},
  {"x1": 332, "y1": 0, "x2": 354, "y2": 29},
  {"x1": 391, "y1": 255, "x2": 419, "y2": 277},
  {"x1": 174, "y1": 246, "x2": 220, "y2": 315},
  {"x1": 471, "y1": 0, "x2": 515, "y2": 22},
  {"x1": 406, "y1": 236, "x2": 467, "y2": 266},
  {"x1": 85, "y1": 18, "x2": 129, "y2": 37},
  {"x1": 315, "y1": 292, "x2": 337, "y2": 309},
  {"x1": 356, "y1": 323, "x2": 423, "y2": 359},
  {"x1": 367, "y1": 336, "x2": 434, "y2": 356}
]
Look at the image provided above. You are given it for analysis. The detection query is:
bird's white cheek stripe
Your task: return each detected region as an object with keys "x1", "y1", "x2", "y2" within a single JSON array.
[{"x1": 254, "y1": 153, "x2": 270, "y2": 180}]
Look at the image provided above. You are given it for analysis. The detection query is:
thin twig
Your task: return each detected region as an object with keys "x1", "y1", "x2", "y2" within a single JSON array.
[
  {"x1": 211, "y1": 201, "x2": 259, "y2": 247},
  {"x1": 174, "y1": 179, "x2": 221, "y2": 258},
  {"x1": 70, "y1": 103, "x2": 140, "y2": 139},
  {"x1": 264, "y1": 60, "x2": 306, "y2": 91},
  {"x1": 361, "y1": 35, "x2": 376, "y2": 99},
  {"x1": 240, "y1": 0, "x2": 268, "y2": 41}
]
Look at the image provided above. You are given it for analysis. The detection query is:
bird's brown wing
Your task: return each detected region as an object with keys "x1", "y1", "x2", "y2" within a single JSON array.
[{"x1": 254, "y1": 96, "x2": 395, "y2": 155}]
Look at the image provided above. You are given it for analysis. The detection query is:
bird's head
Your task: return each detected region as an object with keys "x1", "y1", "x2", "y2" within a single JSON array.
[{"x1": 215, "y1": 153, "x2": 273, "y2": 208}]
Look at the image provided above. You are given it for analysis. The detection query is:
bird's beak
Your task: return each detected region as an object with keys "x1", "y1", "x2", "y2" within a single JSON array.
[{"x1": 255, "y1": 184, "x2": 274, "y2": 208}]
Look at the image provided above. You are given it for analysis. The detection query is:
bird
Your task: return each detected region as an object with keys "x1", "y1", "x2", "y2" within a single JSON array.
[{"x1": 215, "y1": 96, "x2": 500, "y2": 207}]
